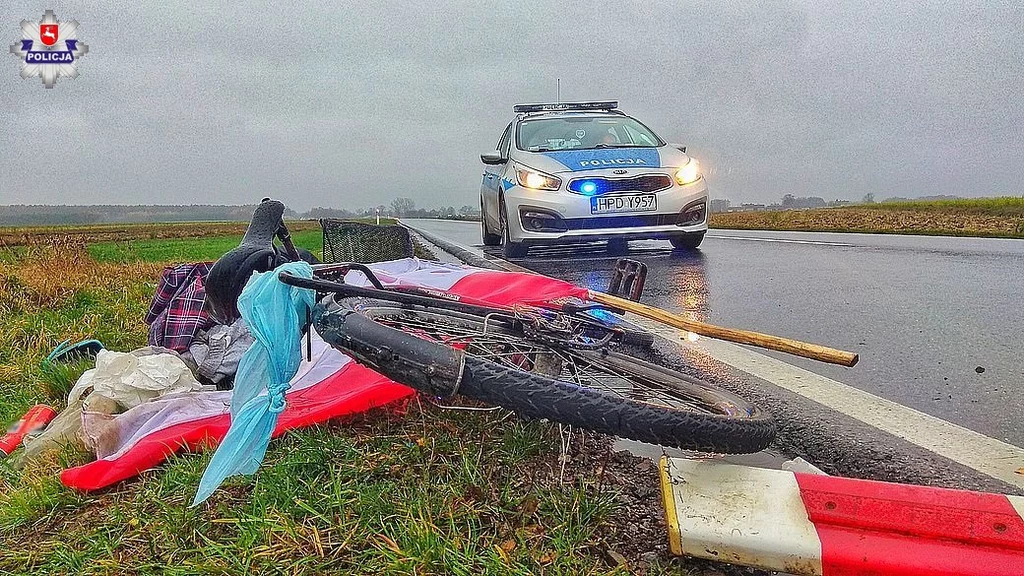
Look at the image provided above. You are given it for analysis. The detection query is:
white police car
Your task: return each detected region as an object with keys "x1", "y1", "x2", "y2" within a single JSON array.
[{"x1": 480, "y1": 101, "x2": 708, "y2": 257}]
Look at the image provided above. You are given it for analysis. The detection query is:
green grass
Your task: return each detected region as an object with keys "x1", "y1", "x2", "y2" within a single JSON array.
[
  {"x1": 87, "y1": 228, "x2": 325, "y2": 263},
  {"x1": 0, "y1": 278, "x2": 156, "y2": 425},
  {"x1": 0, "y1": 401, "x2": 632, "y2": 574}
]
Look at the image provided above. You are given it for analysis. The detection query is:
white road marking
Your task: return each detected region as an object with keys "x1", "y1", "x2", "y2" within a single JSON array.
[
  {"x1": 635, "y1": 317, "x2": 1024, "y2": 490},
  {"x1": 403, "y1": 220, "x2": 1024, "y2": 491},
  {"x1": 708, "y1": 234, "x2": 854, "y2": 247},
  {"x1": 1009, "y1": 495, "x2": 1024, "y2": 519}
]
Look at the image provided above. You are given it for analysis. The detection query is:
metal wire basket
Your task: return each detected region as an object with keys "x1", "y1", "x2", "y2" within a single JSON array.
[{"x1": 320, "y1": 219, "x2": 414, "y2": 263}]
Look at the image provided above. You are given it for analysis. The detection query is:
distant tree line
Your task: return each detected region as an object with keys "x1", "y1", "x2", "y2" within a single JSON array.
[
  {"x1": 713, "y1": 193, "x2": 964, "y2": 213},
  {"x1": 306, "y1": 199, "x2": 480, "y2": 220},
  {"x1": 0, "y1": 201, "x2": 481, "y2": 226},
  {"x1": 0, "y1": 204, "x2": 281, "y2": 226}
]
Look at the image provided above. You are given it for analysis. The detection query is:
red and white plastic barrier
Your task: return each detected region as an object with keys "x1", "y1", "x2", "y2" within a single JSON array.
[{"x1": 659, "y1": 457, "x2": 1024, "y2": 575}]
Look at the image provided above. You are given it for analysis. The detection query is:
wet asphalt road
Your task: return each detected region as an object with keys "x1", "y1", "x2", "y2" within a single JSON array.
[{"x1": 403, "y1": 219, "x2": 1024, "y2": 447}]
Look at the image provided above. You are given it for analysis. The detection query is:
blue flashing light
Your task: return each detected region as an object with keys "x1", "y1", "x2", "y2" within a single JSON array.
[{"x1": 569, "y1": 178, "x2": 611, "y2": 195}]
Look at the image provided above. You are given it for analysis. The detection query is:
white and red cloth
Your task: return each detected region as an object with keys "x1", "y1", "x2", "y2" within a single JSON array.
[
  {"x1": 342, "y1": 257, "x2": 588, "y2": 307},
  {"x1": 62, "y1": 258, "x2": 588, "y2": 491}
]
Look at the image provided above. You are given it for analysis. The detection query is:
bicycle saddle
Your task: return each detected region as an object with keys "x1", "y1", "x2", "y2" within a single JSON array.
[{"x1": 206, "y1": 199, "x2": 317, "y2": 323}]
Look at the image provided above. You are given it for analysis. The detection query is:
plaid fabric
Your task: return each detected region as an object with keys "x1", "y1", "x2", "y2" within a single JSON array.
[{"x1": 146, "y1": 262, "x2": 216, "y2": 352}]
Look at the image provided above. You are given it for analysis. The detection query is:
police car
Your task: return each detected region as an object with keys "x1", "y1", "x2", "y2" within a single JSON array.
[{"x1": 480, "y1": 101, "x2": 708, "y2": 257}]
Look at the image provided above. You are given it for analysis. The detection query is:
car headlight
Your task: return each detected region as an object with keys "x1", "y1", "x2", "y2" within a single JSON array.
[
  {"x1": 674, "y1": 159, "x2": 701, "y2": 186},
  {"x1": 515, "y1": 166, "x2": 561, "y2": 191}
]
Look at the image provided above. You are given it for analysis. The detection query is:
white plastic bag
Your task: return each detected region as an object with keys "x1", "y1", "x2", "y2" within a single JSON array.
[{"x1": 69, "y1": 348, "x2": 204, "y2": 409}]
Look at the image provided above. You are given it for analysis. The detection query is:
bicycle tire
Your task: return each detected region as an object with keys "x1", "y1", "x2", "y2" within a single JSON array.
[{"x1": 314, "y1": 296, "x2": 775, "y2": 453}]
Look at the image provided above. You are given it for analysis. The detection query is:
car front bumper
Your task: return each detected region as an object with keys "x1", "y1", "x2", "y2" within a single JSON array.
[{"x1": 503, "y1": 178, "x2": 709, "y2": 244}]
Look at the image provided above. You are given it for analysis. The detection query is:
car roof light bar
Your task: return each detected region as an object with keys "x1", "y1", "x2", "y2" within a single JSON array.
[{"x1": 513, "y1": 101, "x2": 619, "y2": 113}]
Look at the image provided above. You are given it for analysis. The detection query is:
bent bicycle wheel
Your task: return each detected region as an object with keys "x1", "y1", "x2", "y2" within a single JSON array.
[{"x1": 313, "y1": 295, "x2": 775, "y2": 453}]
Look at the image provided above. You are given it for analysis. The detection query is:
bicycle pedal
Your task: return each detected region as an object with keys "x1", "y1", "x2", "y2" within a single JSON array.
[{"x1": 607, "y1": 258, "x2": 648, "y2": 302}]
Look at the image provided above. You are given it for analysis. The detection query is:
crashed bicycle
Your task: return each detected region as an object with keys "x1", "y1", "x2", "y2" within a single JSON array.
[{"x1": 208, "y1": 200, "x2": 853, "y2": 455}]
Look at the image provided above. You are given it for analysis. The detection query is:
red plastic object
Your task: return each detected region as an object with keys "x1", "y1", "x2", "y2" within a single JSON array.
[
  {"x1": 796, "y1": 472, "x2": 1024, "y2": 576},
  {"x1": 0, "y1": 404, "x2": 58, "y2": 456}
]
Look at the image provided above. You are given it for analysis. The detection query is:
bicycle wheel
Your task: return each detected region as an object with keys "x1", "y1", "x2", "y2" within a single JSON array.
[{"x1": 313, "y1": 295, "x2": 775, "y2": 453}]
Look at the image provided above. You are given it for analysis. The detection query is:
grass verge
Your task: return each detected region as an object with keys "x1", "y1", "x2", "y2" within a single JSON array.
[{"x1": 1, "y1": 400, "x2": 659, "y2": 575}]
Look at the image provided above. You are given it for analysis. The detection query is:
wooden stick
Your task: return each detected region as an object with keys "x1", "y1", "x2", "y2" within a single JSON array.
[{"x1": 589, "y1": 290, "x2": 859, "y2": 367}]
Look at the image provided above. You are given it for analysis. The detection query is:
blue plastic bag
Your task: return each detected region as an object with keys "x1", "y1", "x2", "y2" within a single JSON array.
[{"x1": 193, "y1": 261, "x2": 315, "y2": 506}]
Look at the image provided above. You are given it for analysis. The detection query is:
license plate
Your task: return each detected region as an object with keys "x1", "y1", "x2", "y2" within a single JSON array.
[{"x1": 590, "y1": 194, "x2": 657, "y2": 214}]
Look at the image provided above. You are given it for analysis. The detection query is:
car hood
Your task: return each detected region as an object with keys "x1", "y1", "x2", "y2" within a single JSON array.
[{"x1": 515, "y1": 146, "x2": 690, "y2": 174}]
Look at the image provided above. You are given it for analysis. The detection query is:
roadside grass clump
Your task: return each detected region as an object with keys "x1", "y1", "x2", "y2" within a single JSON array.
[
  {"x1": 9, "y1": 239, "x2": 162, "y2": 308},
  {"x1": 37, "y1": 357, "x2": 96, "y2": 401},
  {"x1": 0, "y1": 241, "x2": 158, "y2": 425}
]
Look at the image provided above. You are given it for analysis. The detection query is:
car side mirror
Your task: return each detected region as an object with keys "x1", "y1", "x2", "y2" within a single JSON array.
[
  {"x1": 481, "y1": 151, "x2": 505, "y2": 165},
  {"x1": 670, "y1": 143, "x2": 687, "y2": 153}
]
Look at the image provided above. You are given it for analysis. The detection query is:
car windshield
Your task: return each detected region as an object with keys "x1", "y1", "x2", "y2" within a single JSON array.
[{"x1": 516, "y1": 115, "x2": 664, "y2": 152}]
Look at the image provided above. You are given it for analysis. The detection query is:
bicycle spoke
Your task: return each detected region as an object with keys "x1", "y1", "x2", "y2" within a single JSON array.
[{"x1": 364, "y1": 307, "x2": 719, "y2": 414}]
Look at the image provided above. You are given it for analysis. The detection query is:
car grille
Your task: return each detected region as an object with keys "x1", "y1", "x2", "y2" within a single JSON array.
[
  {"x1": 567, "y1": 175, "x2": 673, "y2": 195},
  {"x1": 563, "y1": 214, "x2": 680, "y2": 230}
]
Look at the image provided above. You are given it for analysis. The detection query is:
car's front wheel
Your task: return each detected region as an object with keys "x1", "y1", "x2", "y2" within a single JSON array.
[
  {"x1": 481, "y1": 198, "x2": 501, "y2": 246},
  {"x1": 499, "y1": 200, "x2": 528, "y2": 258},
  {"x1": 670, "y1": 232, "x2": 705, "y2": 251}
]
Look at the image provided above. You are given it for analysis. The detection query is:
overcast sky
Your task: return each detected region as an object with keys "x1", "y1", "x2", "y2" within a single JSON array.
[{"x1": 2, "y1": 1, "x2": 1022, "y2": 210}]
